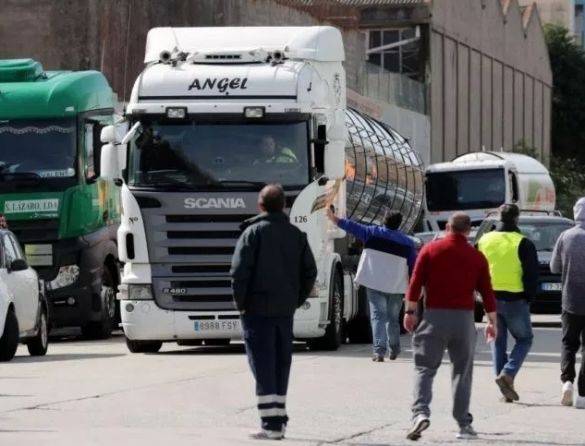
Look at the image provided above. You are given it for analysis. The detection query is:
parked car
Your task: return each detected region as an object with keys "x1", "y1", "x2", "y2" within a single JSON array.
[
  {"x1": 0, "y1": 229, "x2": 49, "y2": 361},
  {"x1": 473, "y1": 214, "x2": 574, "y2": 315}
]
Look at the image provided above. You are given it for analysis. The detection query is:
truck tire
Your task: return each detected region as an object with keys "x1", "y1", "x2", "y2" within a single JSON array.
[
  {"x1": 0, "y1": 309, "x2": 19, "y2": 362},
  {"x1": 308, "y1": 271, "x2": 343, "y2": 351},
  {"x1": 82, "y1": 267, "x2": 117, "y2": 340},
  {"x1": 474, "y1": 302, "x2": 484, "y2": 323},
  {"x1": 126, "y1": 337, "x2": 162, "y2": 353},
  {"x1": 27, "y1": 305, "x2": 49, "y2": 356},
  {"x1": 346, "y1": 287, "x2": 372, "y2": 344}
]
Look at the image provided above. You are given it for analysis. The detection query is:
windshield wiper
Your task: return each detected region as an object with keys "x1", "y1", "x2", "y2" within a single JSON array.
[{"x1": 214, "y1": 180, "x2": 266, "y2": 189}]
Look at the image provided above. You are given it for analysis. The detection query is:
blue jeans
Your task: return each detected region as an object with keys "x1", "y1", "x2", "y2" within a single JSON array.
[
  {"x1": 366, "y1": 288, "x2": 403, "y2": 356},
  {"x1": 491, "y1": 300, "x2": 534, "y2": 378}
]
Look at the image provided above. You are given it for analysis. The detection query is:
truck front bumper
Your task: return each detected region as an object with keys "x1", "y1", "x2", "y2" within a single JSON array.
[{"x1": 121, "y1": 298, "x2": 324, "y2": 341}]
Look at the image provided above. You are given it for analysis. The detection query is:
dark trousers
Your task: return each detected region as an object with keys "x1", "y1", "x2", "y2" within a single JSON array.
[
  {"x1": 561, "y1": 311, "x2": 585, "y2": 396},
  {"x1": 241, "y1": 314, "x2": 294, "y2": 432}
]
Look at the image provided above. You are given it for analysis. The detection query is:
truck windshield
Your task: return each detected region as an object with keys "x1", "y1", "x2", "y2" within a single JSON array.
[
  {"x1": 127, "y1": 120, "x2": 310, "y2": 190},
  {"x1": 0, "y1": 118, "x2": 77, "y2": 180},
  {"x1": 426, "y1": 168, "x2": 506, "y2": 211}
]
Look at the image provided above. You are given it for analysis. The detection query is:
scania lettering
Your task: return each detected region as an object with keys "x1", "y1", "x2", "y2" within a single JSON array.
[
  {"x1": 0, "y1": 59, "x2": 121, "y2": 339},
  {"x1": 100, "y1": 27, "x2": 424, "y2": 353},
  {"x1": 184, "y1": 198, "x2": 247, "y2": 209}
]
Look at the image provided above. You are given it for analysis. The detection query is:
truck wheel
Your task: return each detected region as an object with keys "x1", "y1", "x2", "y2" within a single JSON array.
[
  {"x1": 126, "y1": 337, "x2": 162, "y2": 353},
  {"x1": 0, "y1": 309, "x2": 19, "y2": 362},
  {"x1": 308, "y1": 271, "x2": 343, "y2": 351},
  {"x1": 27, "y1": 306, "x2": 48, "y2": 356},
  {"x1": 474, "y1": 302, "x2": 484, "y2": 323},
  {"x1": 346, "y1": 287, "x2": 372, "y2": 344},
  {"x1": 81, "y1": 267, "x2": 116, "y2": 340}
]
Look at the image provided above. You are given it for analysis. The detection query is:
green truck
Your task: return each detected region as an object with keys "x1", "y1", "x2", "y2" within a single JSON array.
[{"x1": 0, "y1": 59, "x2": 121, "y2": 339}]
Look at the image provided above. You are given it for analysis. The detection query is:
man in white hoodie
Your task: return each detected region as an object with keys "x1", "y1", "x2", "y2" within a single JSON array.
[{"x1": 550, "y1": 197, "x2": 585, "y2": 409}]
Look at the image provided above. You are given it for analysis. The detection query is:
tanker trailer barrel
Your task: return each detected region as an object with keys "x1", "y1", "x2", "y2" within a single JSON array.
[{"x1": 344, "y1": 108, "x2": 425, "y2": 233}]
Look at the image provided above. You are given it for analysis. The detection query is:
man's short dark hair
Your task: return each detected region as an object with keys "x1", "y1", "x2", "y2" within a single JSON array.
[
  {"x1": 259, "y1": 184, "x2": 286, "y2": 213},
  {"x1": 448, "y1": 212, "x2": 471, "y2": 234},
  {"x1": 499, "y1": 203, "x2": 520, "y2": 225},
  {"x1": 383, "y1": 211, "x2": 402, "y2": 230}
]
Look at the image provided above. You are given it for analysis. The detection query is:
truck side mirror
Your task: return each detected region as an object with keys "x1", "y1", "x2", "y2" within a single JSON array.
[
  {"x1": 9, "y1": 258, "x2": 28, "y2": 272},
  {"x1": 101, "y1": 125, "x2": 117, "y2": 144},
  {"x1": 100, "y1": 143, "x2": 121, "y2": 181}
]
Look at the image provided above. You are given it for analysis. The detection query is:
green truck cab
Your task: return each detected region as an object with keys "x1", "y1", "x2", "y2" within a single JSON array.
[{"x1": 0, "y1": 59, "x2": 121, "y2": 339}]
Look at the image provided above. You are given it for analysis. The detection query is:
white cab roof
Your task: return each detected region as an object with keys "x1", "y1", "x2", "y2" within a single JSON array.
[
  {"x1": 427, "y1": 151, "x2": 549, "y2": 174},
  {"x1": 144, "y1": 26, "x2": 345, "y2": 63}
]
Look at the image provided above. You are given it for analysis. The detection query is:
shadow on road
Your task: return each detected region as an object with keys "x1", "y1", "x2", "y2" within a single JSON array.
[{"x1": 11, "y1": 353, "x2": 125, "y2": 363}]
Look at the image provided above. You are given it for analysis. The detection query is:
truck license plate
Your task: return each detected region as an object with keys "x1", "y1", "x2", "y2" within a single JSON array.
[
  {"x1": 193, "y1": 320, "x2": 240, "y2": 332},
  {"x1": 541, "y1": 282, "x2": 562, "y2": 291}
]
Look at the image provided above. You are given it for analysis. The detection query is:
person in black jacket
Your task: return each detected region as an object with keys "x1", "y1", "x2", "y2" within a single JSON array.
[{"x1": 231, "y1": 183, "x2": 317, "y2": 440}]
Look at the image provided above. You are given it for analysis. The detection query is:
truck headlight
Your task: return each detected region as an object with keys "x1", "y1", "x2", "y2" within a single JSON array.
[
  {"x1": 47, "y1": 265, "x2": 80, "y2": 290},
  {"x1": 127, "y1": 284, "x2": 154, "y2": 300}
]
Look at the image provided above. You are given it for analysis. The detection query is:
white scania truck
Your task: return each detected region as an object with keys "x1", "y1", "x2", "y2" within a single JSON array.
[
  {"x1": 100, "y1": 26, "x2": 425, "y2": 353},
  {"x1": 424, "y1": 151, "x2": 556, "y2": 231}
]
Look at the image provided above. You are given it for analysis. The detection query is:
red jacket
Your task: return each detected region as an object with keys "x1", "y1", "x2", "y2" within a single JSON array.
[{"x1": 407, "y1": 233, "x2": 496, "y2": 313}]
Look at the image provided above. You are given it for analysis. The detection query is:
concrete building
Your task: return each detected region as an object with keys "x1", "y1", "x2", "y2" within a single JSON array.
[{"x1": 0, "y1": 0, "x2": 552, "y2": 164}]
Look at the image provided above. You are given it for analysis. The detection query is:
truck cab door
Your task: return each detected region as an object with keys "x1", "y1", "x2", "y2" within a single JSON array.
[{"x1": 3, "y1": 234, "x2": 37, "y2": 333}]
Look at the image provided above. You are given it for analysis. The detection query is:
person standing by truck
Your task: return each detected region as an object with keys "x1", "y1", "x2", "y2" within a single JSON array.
[
  {"x1": 231, "y1": 184, "x2": 317, "y2": 440},
  {"x1": 550, "y1": 197, "x2": 585, "y2": 409},
  {"x1": 326, "y1": 207, "x2": 416, "y2": 361},
  {"x1": 477, "y1": 204, "x2": 539, "y2": 403}
]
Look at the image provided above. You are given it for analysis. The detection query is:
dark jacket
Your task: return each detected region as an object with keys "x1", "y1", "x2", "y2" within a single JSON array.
[
  {"x1": 230, "y1": 212, "x2": 317, "y2": 317},
  {"x1": 494, "y1": 223, "x2": 539, "y2": 301}
]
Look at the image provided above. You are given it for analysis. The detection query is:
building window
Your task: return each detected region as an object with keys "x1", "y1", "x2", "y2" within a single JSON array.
[{"x1": 366, "y1": 28, "x2": 420, "y2": 79}]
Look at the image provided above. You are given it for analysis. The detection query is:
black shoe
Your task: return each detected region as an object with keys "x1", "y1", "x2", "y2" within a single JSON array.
[
  {"x1": 372, "y1": 354, "x2": 384, "y2": 362},
  {"x1": 389, "y1": 351, "x2": 400, "y2": 360},
  {"x1": 407, "y1": 414, "x2": 430, "y2": 441}
]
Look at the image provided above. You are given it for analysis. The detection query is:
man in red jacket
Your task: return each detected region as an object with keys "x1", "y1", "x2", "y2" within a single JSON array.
[{"x1": 404, "y1": 212, "x2": 497, "y2": 441}]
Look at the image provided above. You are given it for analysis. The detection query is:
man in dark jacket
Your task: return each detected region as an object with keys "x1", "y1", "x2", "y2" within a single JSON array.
[
  {"x1": 231, "y1": 183, "x2": 317, "y2": 440},
  {"x1": 478, "y1": 204, "x2": 539, "y2": 403}
]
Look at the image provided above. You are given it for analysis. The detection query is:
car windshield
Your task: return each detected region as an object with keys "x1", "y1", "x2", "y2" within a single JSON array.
[
  {"x1": 426, "y1": 168, "x2": 506, "y2": 211},
  {"x1": 127, "y1": 119, "x2": 310, "y2": 190},
  {"x1": 519, "y1": 221, "x2": 573, "y2": 251},
  {"x1": 0, "y1": 118, "x2": 77, "y2": 179}
]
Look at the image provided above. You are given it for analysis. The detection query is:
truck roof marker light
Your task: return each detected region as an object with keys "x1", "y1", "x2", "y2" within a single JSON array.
[
  {"x1": 244, "y1": 107, "x2": 265, "y2": 119},
  {"x1": 166, "y1": 107, "x2": 187, "y2": 119}
]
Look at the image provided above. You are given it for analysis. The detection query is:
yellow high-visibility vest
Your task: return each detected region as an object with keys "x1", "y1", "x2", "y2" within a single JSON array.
[{"x1": 478, "y1": 231, "x2": 525, "y2": 293}]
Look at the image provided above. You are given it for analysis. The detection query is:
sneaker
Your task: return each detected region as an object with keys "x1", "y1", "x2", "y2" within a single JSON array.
[
  {"x1": 456, "y1": 425, "x2": 478, "y2": 440},
  {"x1": 389, "y1": 350, "x2": 400, "y2": 360},
  {"x1": 499, "y1": 396, "x2": 513, "y2": 403},
  {"x1": 576, "y1": 395, "x2": 585, "y2": 409},
  {"x1": 406, "y1": 414, "x2": 430, "y2": 441},
  {"x1": 561, "y1": 381, "x2": 574, "y2": 406},
  {"x1": 372, "y1": 354, "x2": 384, "y2": 362},
  {"x1": 495, "y1": 373, "x2": 519, "y2": 401},
  {"x1": 249, "y1": 429, "x2": 284, "y2": 440}
]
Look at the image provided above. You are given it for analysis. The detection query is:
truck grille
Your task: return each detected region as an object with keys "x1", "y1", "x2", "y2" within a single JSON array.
[
  {"x1": 8, "y1": 218, "x2": 59, "y2": 242},
  {"x1": 136, "y1": 191, "x2": 297, "y2": 312}
]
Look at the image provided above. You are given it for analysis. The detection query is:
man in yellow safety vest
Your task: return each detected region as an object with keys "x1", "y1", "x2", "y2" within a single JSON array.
[{"x1": 478, "y1": 204, "x2": 539, "y2": 403}]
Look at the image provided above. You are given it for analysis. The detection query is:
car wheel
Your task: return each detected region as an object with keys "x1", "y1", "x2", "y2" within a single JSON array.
[
  {"x1": 126, "y1": 337, "x2": 162, "y2": 353},
  {"x1": 27, "y1": 306, "x2": 49, "y2": 356},
  {"x1": 82, "y1": 267, "x2": 117, "y2": 340},
  {"x1": 0, "y1": 309, "x2": 19, "y2": 362}
]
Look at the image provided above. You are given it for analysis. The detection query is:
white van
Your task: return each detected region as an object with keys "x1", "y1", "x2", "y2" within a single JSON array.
[{"x1": 0, "y1": 229, "x2": 49, "y2": 361}]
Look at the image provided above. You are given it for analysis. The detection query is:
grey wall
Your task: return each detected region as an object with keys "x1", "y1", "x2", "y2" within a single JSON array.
[{"x1": 429, "y1": 0, "x2": 553, "y2": 163}]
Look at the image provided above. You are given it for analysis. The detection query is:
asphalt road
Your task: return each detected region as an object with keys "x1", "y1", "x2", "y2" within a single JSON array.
[{"x1": 0, "y1": 315, "x2": 583, "y2": 446}]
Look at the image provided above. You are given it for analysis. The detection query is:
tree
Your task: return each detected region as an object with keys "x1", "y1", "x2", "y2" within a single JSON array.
[{"x1": 544, "y1": 24, "x2": 585, "y2": 161}]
